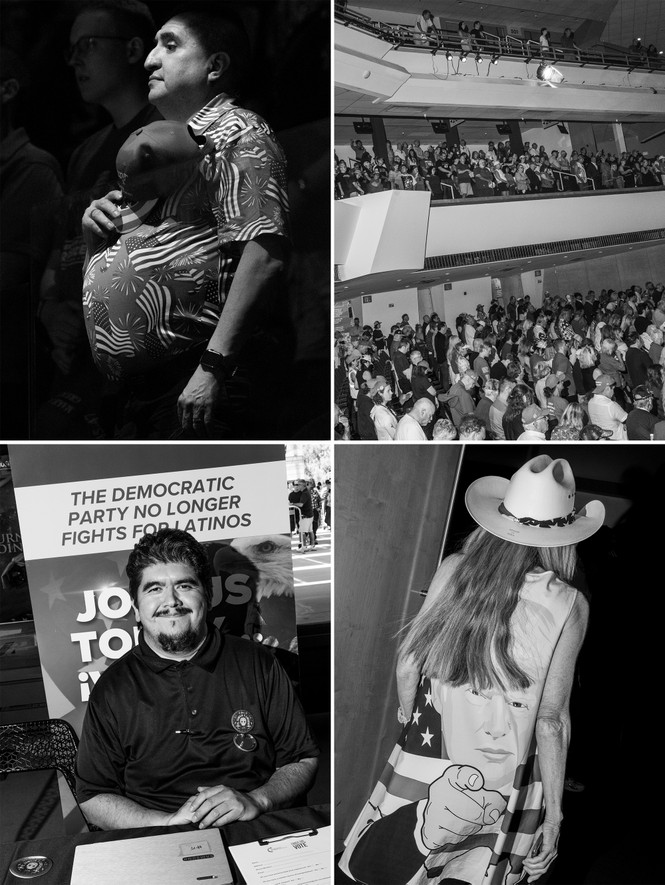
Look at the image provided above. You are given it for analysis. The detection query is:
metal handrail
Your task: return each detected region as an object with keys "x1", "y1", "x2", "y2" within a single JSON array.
[
  {"x1": 335, "y1": 6, "x2": 665, "y2": 72},
  {"x1": 553, "y1": 169, "x2": 595, "y2": 191},
  {"x1": 439, "y1": 181, "x2": 456, "y2": 199}
]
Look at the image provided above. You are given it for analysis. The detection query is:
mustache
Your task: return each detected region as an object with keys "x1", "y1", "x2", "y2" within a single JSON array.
[{"x1": 155, "y1": 606, "x2": 192, "y2": 617}]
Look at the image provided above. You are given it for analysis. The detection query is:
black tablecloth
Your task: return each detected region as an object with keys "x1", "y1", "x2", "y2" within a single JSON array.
[{"x1": 0, "y1": 804, "x2": 330, "y2": 884}]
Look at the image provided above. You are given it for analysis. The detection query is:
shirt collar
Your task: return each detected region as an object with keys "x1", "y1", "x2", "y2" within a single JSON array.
[
  {"x1": 133, "y1": 624, "x2": 223, "y2": 673},
  {"x1": 187, "y1": 93, "x2": 238, "y2": 138}
]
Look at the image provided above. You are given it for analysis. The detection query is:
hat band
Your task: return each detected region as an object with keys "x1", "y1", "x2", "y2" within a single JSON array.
[{"x1": 499, "y1": 502, "x2": 576, "y2": 528}]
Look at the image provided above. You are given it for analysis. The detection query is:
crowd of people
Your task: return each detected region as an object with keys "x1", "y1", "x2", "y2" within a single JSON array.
[
  {"x1": 288, "y1": 478, "x2": 331, "y2": 551},
  {"x1": 334, "y1": 282, "x2": 665, "y2": 441},
  {"x1": 335, "y1": 138, "x2": 665, "y2": 200}
]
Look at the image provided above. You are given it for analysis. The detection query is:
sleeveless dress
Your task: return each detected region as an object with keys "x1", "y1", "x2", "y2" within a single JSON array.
[{"x1": 340, "y1": 569, "x2": 577, "y2": 885}]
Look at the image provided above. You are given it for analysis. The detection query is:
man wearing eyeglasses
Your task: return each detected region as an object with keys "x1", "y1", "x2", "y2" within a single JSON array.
[
  {"x1": 37, "y1": 0, "x2": 160, "y2": 437},
  {"x1": 81, "y1": 7, "x2": 291, "y2": 440}
]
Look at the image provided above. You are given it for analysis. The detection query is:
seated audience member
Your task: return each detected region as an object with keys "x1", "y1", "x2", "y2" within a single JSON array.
[
  {"x1": 395, "y1": 397, "x2": 436, "y2": 440},
  {"x1": 76, "y1": 529, "x2": 318, "y2": 829},
  {"x1": 587, "y1": 374, "x2": 628, "y2": 440},
  {"x1": 458, "y1": 414, "x2": 486, "y2": 440},
  {"x1": 626, "y1": 385, "x2": 659, "y2": 439}
]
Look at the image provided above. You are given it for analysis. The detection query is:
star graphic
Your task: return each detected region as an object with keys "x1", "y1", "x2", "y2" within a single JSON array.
[
  {"x1": 411, "y1": 707, "x2": 422, "y2": 725},
  {"x1": 78, "y1": 655, "x2": 107, "y2": 675},
  {"x1": 39, "y1": 574, "x2": 68, "y2": 609},
  {"x1": 421, "y1": 728, "x2": 434, "y2": 747},
  {"x1": 424, "y1": 689, "x2": 434, "y2": 707}
]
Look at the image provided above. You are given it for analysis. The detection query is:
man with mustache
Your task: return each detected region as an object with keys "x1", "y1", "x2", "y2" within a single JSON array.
[
  {"x1": 82, "y1": 6, "x2": 291, "y2": 439},
  {"x1": 75, "y1": 528, "x2": 318, "y2": 829}
]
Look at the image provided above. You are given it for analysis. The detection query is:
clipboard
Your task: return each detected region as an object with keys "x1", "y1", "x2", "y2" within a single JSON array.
[{"x1": 228, "y1": 825, "x2": 330, "y2": 885}]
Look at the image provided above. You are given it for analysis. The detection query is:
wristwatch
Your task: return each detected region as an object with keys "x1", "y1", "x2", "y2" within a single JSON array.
[{"x1": 199, "y1": 349, "x2": 237, "y2": 379}]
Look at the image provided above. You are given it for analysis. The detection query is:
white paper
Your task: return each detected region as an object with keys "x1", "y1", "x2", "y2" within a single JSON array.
[{"x1": 228, "y1": 826, "x2": 330, "y2": 885}]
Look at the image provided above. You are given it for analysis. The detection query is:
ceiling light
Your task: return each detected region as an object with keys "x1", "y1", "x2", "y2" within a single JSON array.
[
  {"x1": 490, "y1": 54, "x2": 499, "y2": 64},
  {"x1": 446, "y1": 50, "x2": 453, "y2": 61},
  {"x1": 536, "y1": 63, "x2": 564, "y2": 87},
  {"x1": 475, "y1": 52, "x2": 483, "y2": 62},
  {"x1": 460, "y1": 51, "x2": 468, "y2": 61}
]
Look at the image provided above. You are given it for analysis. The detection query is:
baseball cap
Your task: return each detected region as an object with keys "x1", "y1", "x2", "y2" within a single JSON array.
[
  {"x1": 594, "y1": 373, "x2": 615, "y2": 390},
  {"x1": 632, "y1": 385, "x2": 652, "y2": 402},
  {"x1": 522, "y1": 404, "x2": 548, "y2": 424},
  {"x1": 116, "y1": 121, "x2": 202, "y2": 202}
]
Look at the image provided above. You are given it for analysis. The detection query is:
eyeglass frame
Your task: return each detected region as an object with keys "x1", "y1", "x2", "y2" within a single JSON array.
[{"x1": 64, "y1": 35, "x2": 132, "y2": 63}]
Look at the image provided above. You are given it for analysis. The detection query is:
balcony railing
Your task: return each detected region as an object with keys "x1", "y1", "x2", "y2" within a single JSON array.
[{"x1": 335, "y1": 2, "x2": 665, "y2": 73}]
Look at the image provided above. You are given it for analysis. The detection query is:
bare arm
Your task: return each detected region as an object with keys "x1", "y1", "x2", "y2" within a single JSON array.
[
  {"x1": 187, "y1": 757, "x2": 319, "y2": 829},
  {"x1": 177, "y1": 235, "x2": 285, "y2": 434},
  {"x1": 80, "y1": 793, "x2": 197, "y2": 830},
  {"x1": 522, "y1": 590, "x2": 589, "y2": 882}
]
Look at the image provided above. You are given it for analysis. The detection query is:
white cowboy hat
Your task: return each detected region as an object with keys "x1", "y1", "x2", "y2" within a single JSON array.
[{"x1": 465, "y1": 455, "x2": 605, "y2": 547}]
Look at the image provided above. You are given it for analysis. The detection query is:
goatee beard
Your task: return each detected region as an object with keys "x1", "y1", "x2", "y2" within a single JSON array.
[{"x1": 157, "y1": 624, "x2": 203, "y2": 654}]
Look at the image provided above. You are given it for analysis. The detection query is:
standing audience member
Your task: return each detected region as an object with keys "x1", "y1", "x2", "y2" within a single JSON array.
[
  {"x1": 395, "y1": 398, "x2": 435, "y2": 440},
  {"x1": 82, "y1": 6, "x2": 290, "y2": 440},
  {"x1": 0, "y1": 47, "x2": 63, "y2": 433},
  {"x1": 587, "y1": 375, "x2": 628, "y2": 440},
  {"x1": 37, "y1": 0, "x2": 160, "y2": 438}
]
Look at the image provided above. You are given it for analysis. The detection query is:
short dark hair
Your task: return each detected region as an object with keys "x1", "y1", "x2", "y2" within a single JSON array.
[
  {"x1": 126, "y1": 528, "x2": 212, "y2": 605},
  {"x1": 169, "y1": 7, "x2": 250, "y2": 97},
  {"x1": 78, "y1": 0, "x2": 155, "y2": 59}
]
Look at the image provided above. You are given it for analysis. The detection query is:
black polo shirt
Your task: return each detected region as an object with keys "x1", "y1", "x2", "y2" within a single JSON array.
[{"x1": 76, "y1": 628, "x2": 318, "y2": 813}]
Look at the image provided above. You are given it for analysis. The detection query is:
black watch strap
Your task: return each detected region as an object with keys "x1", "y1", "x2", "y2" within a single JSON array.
[{"x1": 199, "y1": 349, "x2": 236, "y2": 378}]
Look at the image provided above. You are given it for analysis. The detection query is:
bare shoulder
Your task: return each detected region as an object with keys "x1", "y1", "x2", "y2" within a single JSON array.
[{"x1": 422, "y1": 552, "x2": 463, "y2": 610}]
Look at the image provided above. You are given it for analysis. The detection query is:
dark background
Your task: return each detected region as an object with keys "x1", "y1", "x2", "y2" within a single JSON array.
[
  {"x1": 446, "y1": 445, "x2": 664, "y2": 885},
  {"x1": 0, "y1": 0, "x2": 330, "y2": 438}
]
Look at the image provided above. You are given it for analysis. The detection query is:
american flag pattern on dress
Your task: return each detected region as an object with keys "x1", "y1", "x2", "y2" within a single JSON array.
[{"x1": 340, "y1": 570, "x2": 577, "y2": 885}]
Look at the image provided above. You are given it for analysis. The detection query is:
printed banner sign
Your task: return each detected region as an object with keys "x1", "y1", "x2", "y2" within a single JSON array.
[
  {"x1": 9, "y1": 445, "x2": 296, "y2": 744},
  {"x1": 0, "y1": 452, "x2": 31, "y2": 621}
]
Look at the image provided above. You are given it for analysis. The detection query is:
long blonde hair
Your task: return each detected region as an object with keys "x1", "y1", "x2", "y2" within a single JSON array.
[{"x1": 399, "y1": 527, "x2": 577, "y2": 691}]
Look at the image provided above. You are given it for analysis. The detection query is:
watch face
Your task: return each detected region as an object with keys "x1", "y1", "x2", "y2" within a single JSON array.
[{"x1": 200, "y1": 351, "x2": 225, "y2": 372}]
